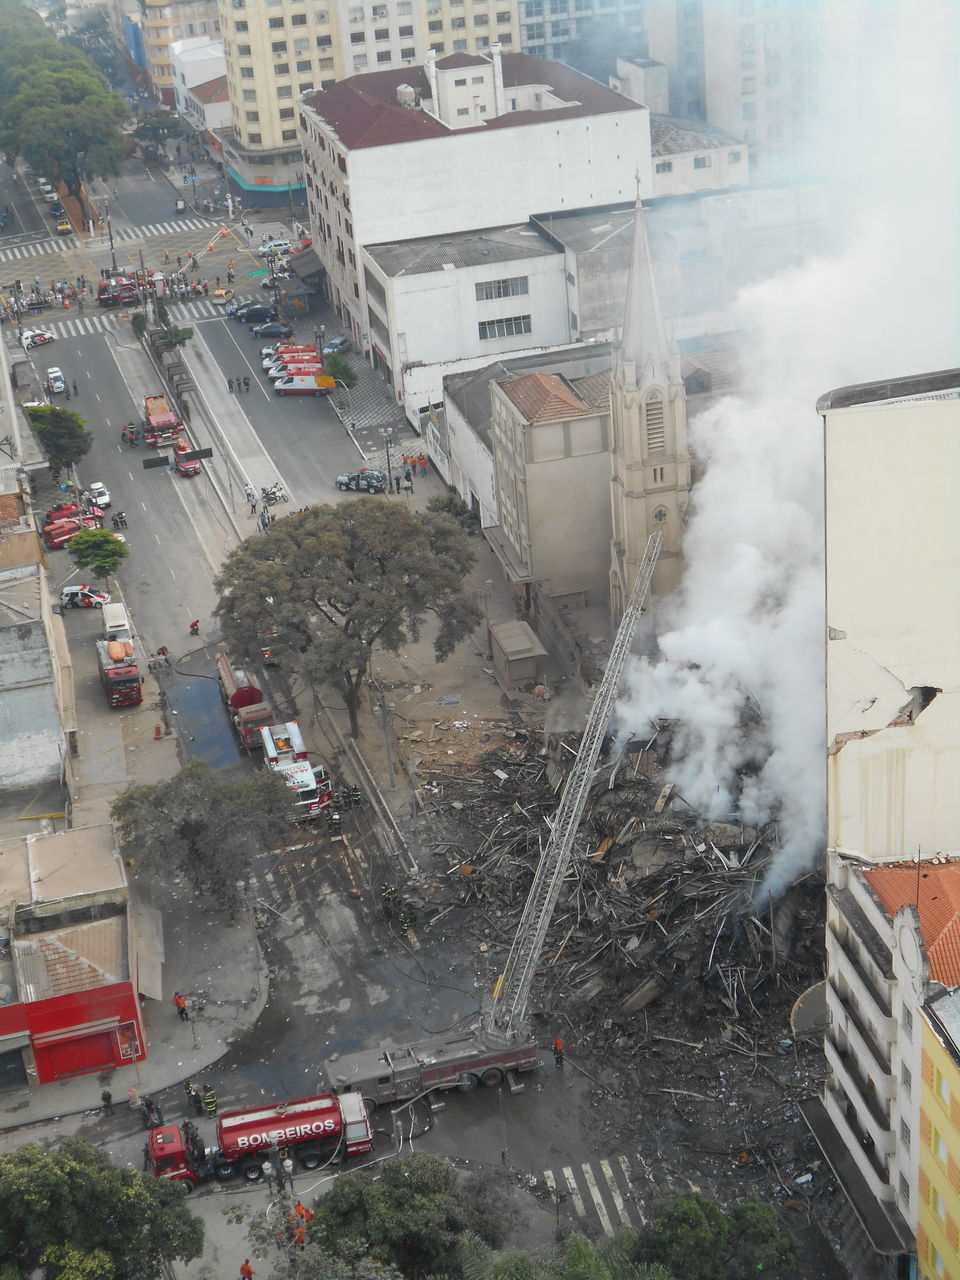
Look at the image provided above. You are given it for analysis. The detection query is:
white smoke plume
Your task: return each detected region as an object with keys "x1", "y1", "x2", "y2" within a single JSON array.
[{"x1": 616, "y1": 0, "x2": 959, "y2": 900}]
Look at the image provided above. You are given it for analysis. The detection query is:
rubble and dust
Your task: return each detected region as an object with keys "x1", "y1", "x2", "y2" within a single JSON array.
[{"x1": 401, "y1": 721, "x2": 831, "y2": 1233}]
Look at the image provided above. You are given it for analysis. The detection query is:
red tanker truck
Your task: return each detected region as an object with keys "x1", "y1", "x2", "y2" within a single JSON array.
[{"x1": 148, "y1": 1092, "x2": 373, "y2": 1190}]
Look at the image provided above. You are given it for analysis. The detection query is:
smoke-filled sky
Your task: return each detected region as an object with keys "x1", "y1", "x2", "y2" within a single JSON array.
[{"x1": 615, "y1": 0, "x2": 959, "y2": 899}]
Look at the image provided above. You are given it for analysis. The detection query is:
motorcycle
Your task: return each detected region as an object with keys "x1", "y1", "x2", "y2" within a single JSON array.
[{"x1": 265, "y1": 482, "x2": 288, "y2": 504}]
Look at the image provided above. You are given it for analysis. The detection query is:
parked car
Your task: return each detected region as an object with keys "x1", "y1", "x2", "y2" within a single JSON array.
[
  {"x1": 336, "y1": 470, "x2": 387, "y2": 494},
  {"x1": 46, "y1": 502, "x2": 102, "y2": 525},
  {"x1": 273, "y1": 373, "x2": 332, "y2": 395},
  {"x1": 55, "y1": 217, "x2": 72, "y2": 236},
  {"x1": 61, "y1": 584, "x2": 111, "y2": 609},
  {"x1": 46, "y1": 367, "x2": 65, "y2": 394},
  {"x1": 22, "y1": 329, "x2": 55, "y2": 349},
  {"x1": 252, "y1": 321, "x2": 293, "y2": 339},
  {"x1": 87, "y1": 482, "x2": 111, "y2": 509},
  {"x1": 322, "y1": 336, "x2": 352, "y2": 356},
  {"x1": 210, "y1": 287, "x2": 235, "y2": 306},
  {"x1": 257, "y1": 239, "x2": 292, "y2": 257},
  {"x1": 231, "y1": 303, "x2": 277, "y2": 324},
  {"x1": 49, "y1": 202, "x2": 66, "y2": 218},
  {"x1": 227, "y1": 299, "x2": 273, "y2": 319},
  {"x1": 261, "y1": 272, "x2": 291, "y2": 289}
]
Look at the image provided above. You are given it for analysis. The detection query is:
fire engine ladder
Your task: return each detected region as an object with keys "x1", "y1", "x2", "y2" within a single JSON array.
[{"x1": 489, "y1": 532, "x2": 662, "y2": 1040}]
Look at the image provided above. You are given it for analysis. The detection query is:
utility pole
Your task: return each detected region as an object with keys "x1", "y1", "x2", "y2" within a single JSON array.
[
  {"x1": 380, "y1": 426, "x2": 394, "y2": 494},
  {"x1": 375, "y1": 700, "x2": 397, "y2": 789},
  {"x1": 106, "y1": 215, "x2": 117, "y2": 273}
]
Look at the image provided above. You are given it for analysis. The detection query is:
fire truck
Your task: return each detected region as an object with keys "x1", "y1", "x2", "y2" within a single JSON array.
[
  {"x1": 42, "y1": 514, "x2": 103, "y2": 549},
  {"x1": 216, "y1": 653, "x2": 273, "y2": 749},
  {"x1": 142, "y1": 395, "x2": 184, "y2": 447},
  {"x1": 323, "y1": 1031, "x2": 540, "y2": 1105},
  {"x1": 148, "y1": 1091, "x2": 373, "y2": 1190},
  {"x1": 97, "y1": 277, "x2": 138, "y2": 308},
  {"x1": 95, "y1": 637, "x2": 143, "y2": 707},
  {"x1": 172, "y1": 438, "x2": 201, "y2": 476},
  {"x1": 261, "y1": 721, "x2": 331, "y2": 819}
]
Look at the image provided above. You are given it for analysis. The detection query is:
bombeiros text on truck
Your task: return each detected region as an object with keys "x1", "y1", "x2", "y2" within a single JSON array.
[{"x1": 148, "y1": 1092, "x2": 372, "y2": 1190}]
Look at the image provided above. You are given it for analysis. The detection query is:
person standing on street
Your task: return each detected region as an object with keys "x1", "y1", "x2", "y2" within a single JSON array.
[
  {"x1": 173, "y1": 991, "x2": 188, "y2": 1021},
  {"x1": 240, "y1": 1260, "x2": 255, "y2": 1279},
  {"x1": 553, "y1": 1037, "x2": 564, "y2": 1067},
  {"x1": 185, "y1": 1080, "x2": 203, "y2": 1115},
  {"x1": 228, "y1": 377, "x2": 234, "y2": 393},
  {"x1": 202, "y1": 1084, "x2": 218, "y2": 1116},
  {"x1": 100, "y1": 1089, "x2": 114, "y2": 1116},
  {"x1": 243, "y1": 376, "x2": 250, "y2": 393}
]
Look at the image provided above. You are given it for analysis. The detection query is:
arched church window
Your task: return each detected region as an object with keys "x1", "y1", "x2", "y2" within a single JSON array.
[{"x1": 653, "y1": 507, "x2": 668, "y2": 524}]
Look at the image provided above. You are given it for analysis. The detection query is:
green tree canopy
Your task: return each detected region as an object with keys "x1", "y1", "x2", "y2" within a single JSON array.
[
  {"x1": 0, "y1": 1138, "x2": 203, "y2": 1280},
  {"x1": 67, "y1": 526, "x2": 129, "y2": 580},
  {"x1": 634, "y1": 1193, "x2": 799, "y2": 1280},
  {"x1": 214, "y1": 502, "x2": 481, "y2": 737},
  {"x1": 26, "y1": 405, "x2": 92, "y2": 479},
  {"x1": 134, "y1": 108, "x2": 181, "y2": 149},
  {"x1": 110, "y1": 760, "x2": 294, "y2": 914},
  {"x1": 0, "y1": 1, "x2": 127, "y2": 197},
  {"x1": 313, "y1": 1153, "x2": 513, "y2": 1278},
  {"x1": 326, "y1": 351, "x2": 357, "y2": 389}
]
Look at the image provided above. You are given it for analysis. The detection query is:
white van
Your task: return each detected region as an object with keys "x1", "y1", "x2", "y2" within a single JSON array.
[
  {"x1": 273, "y1": 373, "x2": 334, "y2": 397},
  {"x1": 102, "y1": 603, "x2": 131, "y2": 641}
]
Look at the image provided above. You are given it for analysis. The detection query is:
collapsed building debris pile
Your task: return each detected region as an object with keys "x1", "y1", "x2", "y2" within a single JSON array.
[{"x1": 412, "y1": 733, "x2": 824, "y2": 1046}]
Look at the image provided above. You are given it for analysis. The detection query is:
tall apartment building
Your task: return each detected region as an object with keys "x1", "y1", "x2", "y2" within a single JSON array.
[
  {"x1": 801, "y1": 368, "x2": 960, "y2": 1280},
  {"x1": 919, "y1": 996, "x2": 960, "y2": 1280},
  {"x1": 515, "y1": 0, "x2": 644, "y2": 63},
  {"x1": 298, "y1": 47, "x2": 648, "y2": 359},
  {"x1": 643, "y1": 0, "x2": 823, "y2": 171},
  {"x1": 217, "y1": 0, "x2": 519, "y2": 201},
  {"x1": 138, "y1": 0, "x2": 221, "y2": 104}
]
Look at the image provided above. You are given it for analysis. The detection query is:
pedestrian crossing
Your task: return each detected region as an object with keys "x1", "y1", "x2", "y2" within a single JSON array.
[
  {"x1": 538, "y1": 1152, "x2": 695, "y2": 1237},
  {"x1": 0, "y1": 217, "x2": 220, "y2": 263},
  {"x1": 11, "y1": 295, "x2": 262, "y2": 339}
]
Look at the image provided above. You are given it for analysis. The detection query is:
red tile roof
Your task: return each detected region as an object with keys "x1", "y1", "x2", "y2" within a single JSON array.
[
  {"x1": 500, "y1": 372, "x2": 590, "y2": 423},
  {"x1": 190, "y1": 76, "x2": 229, "y2": 105},
  {"x1": 864, "y1": 861, "x2": 960, "y2": 986},
  {"x1": 301, "y1": 53, "x2": 640, "y2": 151}
]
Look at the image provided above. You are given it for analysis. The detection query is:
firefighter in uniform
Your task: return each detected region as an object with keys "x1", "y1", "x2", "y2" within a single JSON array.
[
  {"x1": 202, "y1": 1084, "x2": 218, "y2": 1116},
  {"x1": 350, "y1": 784, "x2": 363, "y2": 808}
]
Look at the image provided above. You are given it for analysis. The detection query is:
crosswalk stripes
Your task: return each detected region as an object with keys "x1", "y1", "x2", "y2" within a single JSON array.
[
  {"x1": 0, "y1": 217, "x2": 220, "y2": 263},
  {"x1": 13, "y1": 295, "x2": 261, "y2": 339},
  {"x1": 541, "y1": 1153, "x2": 651, "y2": 1236}
]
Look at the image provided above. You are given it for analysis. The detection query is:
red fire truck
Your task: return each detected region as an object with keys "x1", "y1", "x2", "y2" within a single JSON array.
[
  {"x1": 97, "y1": 277, "x2": 138, "y2": 308},
  {"x1": 142, "y1": 395, "x2": 184, "y2": 447},
  {"x1": 323, "y1": 1030, "x2": 540, "y2": 1105},
  {"x1": 95, "y1": 637, "x2": 143, "y2": 707},
  {"x1": 148, "y1": 1092, "x2": 373, "y2": 1189},
  {"x1": 42, "y1": 514, "x2": 103, "y2": 549},
  {"x1": 216, "y1": 653, "x2": 273, "y2": 749},
  {"x1": 172, "y1": 438, "x2": 201, "y2": 476},
  {"x1": 261, "y1": 721, "x2": 331, "y2": 819}
]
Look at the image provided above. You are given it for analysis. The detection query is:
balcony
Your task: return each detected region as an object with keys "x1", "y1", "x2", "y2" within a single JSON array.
[
  {"x1": 825, "y1": 1036, "x2": 891, "y2": 1137},
  {"x1": 801, "y1": 1094, "x2": 913, "y2": 1255},
  {"x1": 829, "y1": 927, "x2": 894, "y2": 1028},
  {"x1": 826, "y1": 981, "x2": 895, "y2": 1097},
  {"x1": 824, "y1": 1081, "x2": 892, "y2": 1186}
]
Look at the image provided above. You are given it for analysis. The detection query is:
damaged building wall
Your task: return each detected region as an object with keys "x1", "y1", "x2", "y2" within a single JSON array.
[{"x1": 824, "y1": 389, "x2": 960, "y2": 861}]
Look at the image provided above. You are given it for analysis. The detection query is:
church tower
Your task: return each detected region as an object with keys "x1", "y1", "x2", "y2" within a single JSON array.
[{"x1": 609, "y1": 201, "x2": 690, "y2": 620}]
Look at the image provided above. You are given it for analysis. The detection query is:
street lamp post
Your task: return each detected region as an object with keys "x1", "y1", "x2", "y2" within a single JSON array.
[
  {"x1": 106, "y1": 215, "x2": 117, "y2": 273},
  {"x1": 335, "y1": 379, "x2": 353, "y2": 413},
  {"x1": 287, "y1": 169, "x2": 303, "y2": 229},
  {"x1": 379, "y1": 426, "x2": 394, "y2": 495}
]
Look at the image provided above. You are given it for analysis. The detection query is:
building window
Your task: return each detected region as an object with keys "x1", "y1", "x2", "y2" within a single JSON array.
[
  {"x1": 932, "y1": 1250, "x2": 945, "y2": 1277},
  {"x1": 901, "y1": 1063, "x2": 912, "y2": 1096},
  {"x1": 296, "y1": 58, "x2": 311, "y2": 70},
  {"x1": 451, "y1": 15, "x2": 466, "y2": 26},
  {"x1": 653, "y1": 507, "x2": 668, "y2": 523},
  {"x1": 478, "y1": 315, "x2": 531, "y2": 339},
  {"x1": 274, "y1": 62, "x2": 290, "y2": 74},
  {"x1": 279, "y1": 107, "x2": 295, "y2": 119},
  {"x1": 353, "y1": 53, "x2": 368, "y2": 68},
  {"x1": 398, "y1": 0, "x2": 412, "y2": 10},
  {"x1": 282, "y1": 128, "x2": 298, "y2": 141},
  {"x1": 374, "y1": 26, "x2": 389, "y2": 39},
  {"x1": 277, "y1": 85, "x2": 293, "y2": 97},
  {"x1": 398, "y1": 24, "x2": 413, "y2": 35},
  {"x1": 300, "y1": 81, "x2": 314, "y2": 91},
  {"x1": 729, "y1": 150, "x2": 742, "y2": 162},
  {"x1": 348, "y1": 6, "x2": 363, "y2": 19},
  {"x1": 247, "y1": 132, "x2": 261, "y2": 143},
  {"x1": 268, "y1": 16, "x2": 284, "y2": 27},
  {"x1": 240, "y1": 66, "x2": 254, "y2": 78},
  {"x1": 497, "y1": 9, "x2": 512, "y2": 20},
  {"x1": 476, "y1": 276, "x2": 528, "y2": 300},
  {"x1": 902, "y1": 1005, "x2": 914, "y2": 1035},
  {"x1": 401, "y1": 46, "x2": 415, "y2": 57},
  {"x1": 900, "y1": 1119, "x2": 910, "y2": 1149},
  {"x1": 372, "y1": 2, "x2": 387, "y2": 13},
  {"x1": 242, "y1": 89, "x2": 257, "y2": 101},
  {"x1": 377, "y1": 50, "x2": 392, "y2": 61},
  {"x1": 428, "y1": 18, "x2": 442, "y2": 29},
  {"x1": 693, "y1": 155, "x2": 711, "y2": 169},
  {"x1": 430, "y1": 41, "x2": 444, "y2": 51},
  {"x1": 317, "y1": 33, "x2": 332, "y2": 47},
  {"x1": 351, "y1": 30, "x2": 365, "y2": 42},
  {"x1": 454, "y1": 77, "x2": 467, "y2": 85},
  {"x1": 294, "y1": 36, "x2": 309, "y2": 50},
  {"x1": 272, "y1": 39, "x2": 287, "y2": 52},
  {"x1": 655, "y1": 160, "x2": 672, "y2": 174},
  {"x1": 935, "y1": 1192, "x2": 946, "y2": 1221},
  {"x1": 523, "y1": 0, "x2": 542, "y2": 13},
  {"x1": 525, "y1": 22, "x2": 544, "y2": 38},
  {"x1": 646, "y1": 392, "x2": 665, "y2": 450},
  {"x1": 935, "y1": 1131, "x2": 948, "y2": 1164},
  {"x1": 234, "y1": 19, "x2": 248, "y2": 30},
  {"x1": 315, "y1": 8, "x2": 328, "y2": 20},
  {"x1": 742, "y1": 102, "x2": 756, "y2": 120},
  {"x1": 474, "y1": 12, "x2": 488, "y2": 22},
  {"x1": 456, "y1": 107, "x2": 469, "y2": 115},
  {"x1": 291, "y1": 12, "x2": 306, "y2": 23},
  {"x1": 237, "y1": 42, "x2": 251, "y2": 54},
  {"x1": 245, "y1": 110, "x2": 259, "y2": 121}
]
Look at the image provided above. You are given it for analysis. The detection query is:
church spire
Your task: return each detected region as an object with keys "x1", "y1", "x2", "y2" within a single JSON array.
[{"x1": 619, "y1": 200, "x2": 669, "y2": 379}]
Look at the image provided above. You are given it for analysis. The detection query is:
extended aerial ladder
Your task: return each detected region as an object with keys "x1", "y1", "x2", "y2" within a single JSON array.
[
  {"x1": 487, "y1": 531, "x2": 663, "y2": 1042},
  {"x1": 321, "y1": 534, "x2": 662, "y2": 1100}
]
